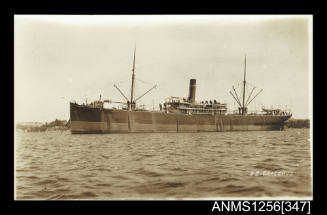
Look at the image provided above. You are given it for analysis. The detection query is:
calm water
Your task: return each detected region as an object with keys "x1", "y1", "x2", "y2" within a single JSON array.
[{"x1": 15, "y1": 128, "x2": 312, "y2": 200}]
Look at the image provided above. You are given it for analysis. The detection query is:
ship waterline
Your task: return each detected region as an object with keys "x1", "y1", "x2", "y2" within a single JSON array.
[{"x1": 70, "y1": 103, "x2": 290, "y2": 134}]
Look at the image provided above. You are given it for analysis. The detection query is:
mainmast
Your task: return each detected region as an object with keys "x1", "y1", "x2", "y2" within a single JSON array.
[
  {"x1": 242, "y1": 55, "x2": 246, "y2": 114},
  {"x1": 229, "y1": 55, "x2": 262, "y2": 115},
  {"x1": 130, "y1": 46, "x2": 136, "y2": 110}
]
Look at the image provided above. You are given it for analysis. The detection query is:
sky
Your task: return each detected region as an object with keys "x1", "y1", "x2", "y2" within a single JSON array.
[{"x1": 14, "y1": 15, "x2": 312, "y2": 122}]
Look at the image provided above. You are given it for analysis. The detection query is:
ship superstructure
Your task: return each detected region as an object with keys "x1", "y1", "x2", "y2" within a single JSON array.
[{"x1": 162, "y1": 79, "x2": 227, "y2": 115}]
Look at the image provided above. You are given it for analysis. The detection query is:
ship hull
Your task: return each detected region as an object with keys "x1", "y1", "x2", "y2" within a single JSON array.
[{"x1": 70, "y1": 103, "x2": 291, "y2": 134}]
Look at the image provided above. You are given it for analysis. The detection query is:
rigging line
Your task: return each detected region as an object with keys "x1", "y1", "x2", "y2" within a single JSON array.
[
  {"x1": 246, "y1": 82, "x2": 255, "y2": 88},
  {"x1": 113, "y1": 84, "x2": 129, "y2": 102},
  {"x1": 134, "y1": 85, "x2": 157, "y2": 102},
  {"x1": 134, "y1": 57, "x2": 165, "y2": 68},
  {"x1": 232, "y1": 86, "x2": 242, "y2": 107},
  {"x1": 247, "y1": 89, "x2": 263, "y2": 107},
  {"x1": 115, "y1": 79, "x2": 131, "y2": 84},
  {"x1": 135, "y1": 78, "x2": 154, "y2": 85},
  {"x1": 229, "y1": 91, "x2": 242, "y2": 107},
  {"x1": 245, "y1": 87, "x2": 256, "y2": 107}
]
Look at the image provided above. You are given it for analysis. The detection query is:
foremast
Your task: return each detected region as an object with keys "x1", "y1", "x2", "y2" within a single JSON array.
[
  {"x1": 130, "y1": 46, "x2": 136, "y2": 111},
  {"x1": 113, "y1": 46, "x2": 157, "y2": 111}
]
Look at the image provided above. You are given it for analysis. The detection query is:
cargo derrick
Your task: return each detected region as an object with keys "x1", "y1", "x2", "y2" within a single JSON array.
[
  {"x1": 230, "y1": 55, "x2": 263, "y2": 115},
  {"x1": 113, "y1": 46, "x2": 157, "y2": 111}
]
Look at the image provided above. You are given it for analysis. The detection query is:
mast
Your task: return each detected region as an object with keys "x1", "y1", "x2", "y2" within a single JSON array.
[
  {"x1": 130, "y1": 46, "x2": 136, "y2": 110},
  {"x1": 229, "y1": 55, "x2": 262, "y2": 115},
  {"x1": 242, "y1": 55, "x2": 246, "y2": 114},
  {"x1": 113, "y1": 46, "x2": 156, "y2": 111}
]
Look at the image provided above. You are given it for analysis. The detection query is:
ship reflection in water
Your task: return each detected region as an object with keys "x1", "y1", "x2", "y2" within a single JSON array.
[{"x1": 15, "y1": 128, "x2": 311, "y2": 199}]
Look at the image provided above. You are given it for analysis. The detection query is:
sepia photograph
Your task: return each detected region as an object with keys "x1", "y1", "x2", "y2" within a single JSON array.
[{"x1": 14, "y1": 15, "x2": 312, "y2": 200}]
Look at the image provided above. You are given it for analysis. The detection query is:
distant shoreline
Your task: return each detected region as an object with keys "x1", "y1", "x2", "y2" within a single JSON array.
[
  {"x1": 16, "y1": 119, "x2": 69, "y2": 132},
  {"x1": 284, "y1": 119, "x2": 310, "y2": 128}
]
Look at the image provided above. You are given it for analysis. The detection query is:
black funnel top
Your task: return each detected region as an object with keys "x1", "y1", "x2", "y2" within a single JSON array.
[{"x1": 188, "y1": 79, "x2": 196, "y2": 103}]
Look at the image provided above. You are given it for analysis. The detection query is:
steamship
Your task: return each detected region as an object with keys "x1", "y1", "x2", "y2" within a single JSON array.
[{"x1": 69, "y1": 49, "x2": 292, "y2": 134}]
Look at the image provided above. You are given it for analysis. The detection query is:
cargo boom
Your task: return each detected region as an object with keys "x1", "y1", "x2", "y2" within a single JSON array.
[{"x1": 70, "y1": 49, "x2": 291, "y2": 134}]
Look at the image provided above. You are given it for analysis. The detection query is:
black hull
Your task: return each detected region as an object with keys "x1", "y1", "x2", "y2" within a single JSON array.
[{"x1": 70, "y1": 103, "x2": 291, "y2": 134}]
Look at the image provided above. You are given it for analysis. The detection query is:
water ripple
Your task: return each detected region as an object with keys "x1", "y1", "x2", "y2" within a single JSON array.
[{"x1": 15, "y1": 128, "x2": 312, "y2": 199}]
